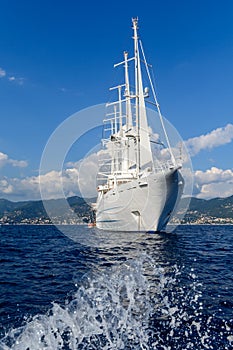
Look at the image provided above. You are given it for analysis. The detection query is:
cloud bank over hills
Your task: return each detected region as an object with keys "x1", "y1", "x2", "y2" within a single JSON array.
[{"x1": 0, "y1": 123, "x2": 233, "y2": 201}]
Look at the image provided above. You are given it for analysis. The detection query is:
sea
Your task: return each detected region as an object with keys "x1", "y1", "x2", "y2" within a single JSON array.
[{"x1": 0, "y1": 224, "x2": 233, "y2": 350}]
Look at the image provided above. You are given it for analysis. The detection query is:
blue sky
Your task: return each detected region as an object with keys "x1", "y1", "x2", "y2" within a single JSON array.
[{"x1": 0, "y1": 0, "x2": 233, "y2": 200}]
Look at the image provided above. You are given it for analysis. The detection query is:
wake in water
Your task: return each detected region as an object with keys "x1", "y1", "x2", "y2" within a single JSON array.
[{"x1": 1, "y1": 255, "x2": 232, "y2": 350}]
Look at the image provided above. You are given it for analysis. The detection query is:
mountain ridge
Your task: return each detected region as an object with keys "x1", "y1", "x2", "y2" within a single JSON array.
[
  {"x1": 0, "y1": 195, "x2": 233, "y2": 225},
  {"x1": 0, "y1": 196, "x2": 95, "y2": 224}
]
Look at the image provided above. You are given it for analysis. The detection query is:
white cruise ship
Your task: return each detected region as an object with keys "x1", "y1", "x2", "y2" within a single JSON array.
[{"x1": 96, "y1": 18, "x2": 184, "y2": 232}]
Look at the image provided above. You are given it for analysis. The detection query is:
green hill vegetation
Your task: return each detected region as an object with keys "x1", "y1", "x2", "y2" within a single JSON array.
[{"x1": 0, "y1": 195, "x2": 233, "y2": 225}]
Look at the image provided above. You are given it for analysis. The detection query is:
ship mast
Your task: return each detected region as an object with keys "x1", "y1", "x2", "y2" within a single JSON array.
[
  {"x1": 132, "y1": 17, "x2": 140, "y2": 173},
  {"x1": 132, "y1": 17, "x2": 176, "y2": 168},
  {"x1": 124, "y1": 51, "x2": 132, "y2": 129},
  {"x1": 132, "y1": 18, "x2": 154, "y2": 173}
]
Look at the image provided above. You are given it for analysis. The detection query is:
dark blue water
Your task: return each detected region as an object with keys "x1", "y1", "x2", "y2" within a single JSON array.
[{"x1": 0, "y1": 225, "x2": 233, "y2": 349}]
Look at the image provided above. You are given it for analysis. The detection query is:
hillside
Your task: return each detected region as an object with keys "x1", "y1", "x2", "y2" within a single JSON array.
[
  {"x1": 0, "y1": 195, "x2": 233, "y2": 225},
  {"x1": 0, "y1": 196, "x2": 94, "y2": 224},
  {"x1": 183, "y1": 195, "x2": 233, "y2": 224}
]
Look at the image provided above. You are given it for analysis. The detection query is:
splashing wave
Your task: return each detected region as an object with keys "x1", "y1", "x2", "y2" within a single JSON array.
[{"x1": 1, "y1": 256, "x2": 232, "y2": 349}]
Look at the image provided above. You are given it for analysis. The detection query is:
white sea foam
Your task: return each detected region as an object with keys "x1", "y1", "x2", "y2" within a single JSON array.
[{"x1": 0, "y1": 256, "x2": 232, "y2": 350}]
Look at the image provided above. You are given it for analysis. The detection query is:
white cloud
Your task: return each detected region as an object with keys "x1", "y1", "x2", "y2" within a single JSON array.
[
  {"x1": 185, "y1": 124, "x2": 233, "y2": 156},
  {"x1": 194, "y1": 167, "x2": 233, "y2": 199},
  {"x1": 66, "y1": 152, "x2": 100, "y2": 198},
  {"x1": 0, "y1": 67, "x2": 6, "y2": 78},
  {"x1": 0, "y1": 167, "x2": 84, "y2": 200},
  {"x1": 195, "y1": 167, "x2": 233, "y2": 185},
  {"x1": 0, "y1": 151, "x2": 28, "y2": 168},
  {"x1": 0, "y1": 179, "x2": 14, "y2": 194},
  {"x1": 0, "y1": 66, "x2": 25, "y2": 85},
  {"x1": 151, "y1": 123, "x2": 233, "y2": 166},
  {"x1": 0, "y1": 152, "x2": 8, "y2": 165},
  {"x1": 1, "y1": 158, "x2": 233, "y2": 201},
  {"x1": 2, "y1": 164, "x2": 233, "y2": 201},
  {"x1": 8, "y1": 76, "x2": 25, "y2": 85},
  {"x1": 0, "y1": 149, "x2": 102, "y2": 200},
  {"x1": 38, "y1": 169, "x2": 81, "y2": 199},
  {"x1": 1, "y1": 121, "x2": 233, "y2": 201},
  {"x1": 196, "y1": 182, "x2": 233, "y2": 199},
  {"x1": 8, "y1": 159, "x2": 28, "y2": 167}
]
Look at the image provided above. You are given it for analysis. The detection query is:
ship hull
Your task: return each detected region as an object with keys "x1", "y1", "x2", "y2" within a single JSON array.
[{"x1": 96, "y1": 167, "x2": 183, "y2": 232}]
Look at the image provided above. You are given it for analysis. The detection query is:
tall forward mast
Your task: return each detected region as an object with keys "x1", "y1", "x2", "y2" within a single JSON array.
[
  {"x1": 132, "y1": 18, "x2": 153, "y2": 171},
  {"x1": 132, "y1": 18, "x2": 140, "y2": 172}
]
